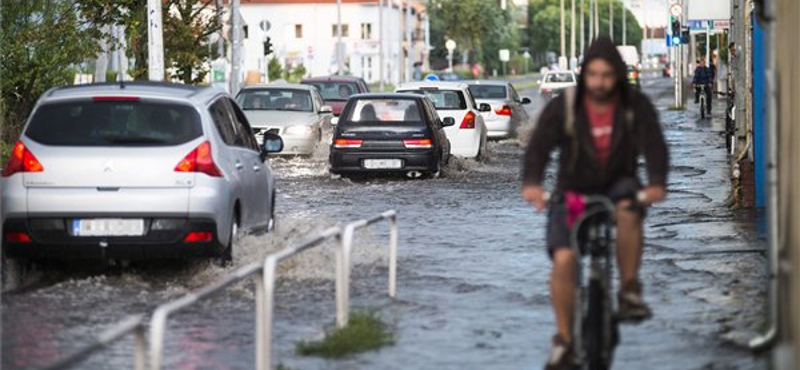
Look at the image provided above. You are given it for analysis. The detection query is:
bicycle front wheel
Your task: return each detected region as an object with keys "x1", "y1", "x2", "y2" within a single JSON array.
[{"x1": 583, "y1": 278, "x2": 613, "y2": 370}]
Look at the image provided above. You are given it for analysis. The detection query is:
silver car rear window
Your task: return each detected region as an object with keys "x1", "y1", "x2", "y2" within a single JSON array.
[
  {"x1": 25, "y1": 100, "x2": 202, "y2": 146},
  {"x1": 468, "y1": 85, "x2": 507, "y2": 99}
]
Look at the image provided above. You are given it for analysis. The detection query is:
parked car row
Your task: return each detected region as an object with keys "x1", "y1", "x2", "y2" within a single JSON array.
[{"x1": 0, "y1": 77, "x2": 532, "y2": 264}]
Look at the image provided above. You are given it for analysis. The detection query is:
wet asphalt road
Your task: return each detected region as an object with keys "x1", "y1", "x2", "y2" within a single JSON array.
[{"x1": 2, "y1": 75, "x2": 768, "y2": 370}]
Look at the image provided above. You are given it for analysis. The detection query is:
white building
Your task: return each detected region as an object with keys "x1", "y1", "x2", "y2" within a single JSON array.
[{"x1": 237, "y1": 0, "x2": 429, "y2": 85}]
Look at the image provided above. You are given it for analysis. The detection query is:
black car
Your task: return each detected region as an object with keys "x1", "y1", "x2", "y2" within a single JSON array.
[{"x1": 329, "y1": 93, "x2": 453, "y2": 178}]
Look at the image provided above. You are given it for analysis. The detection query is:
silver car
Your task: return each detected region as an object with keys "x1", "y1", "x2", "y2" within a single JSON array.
[
  {"x1": 467, "y1": 80, "x2": 532, "y2": 139},
  {"x1": 1, "y1": 82, "x2": 283, "y2": 262},
  {"x1": 235, "y1": 83, "x2": 332, "y2": 155}
]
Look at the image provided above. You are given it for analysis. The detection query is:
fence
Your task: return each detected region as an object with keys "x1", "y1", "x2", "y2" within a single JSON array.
[{"x1": 42, "y1": 210, "x2": 398, "y2": 370}]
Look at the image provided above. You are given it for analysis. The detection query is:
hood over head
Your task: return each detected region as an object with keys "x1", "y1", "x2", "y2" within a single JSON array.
[{"x1": 577, "y1": 36, "x2": 631, "y2": 105}]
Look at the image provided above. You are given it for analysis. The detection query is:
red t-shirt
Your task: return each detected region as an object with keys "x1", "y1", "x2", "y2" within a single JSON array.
[{"x1": 584, "y1": 97, "x2": 617, "y2": 166}]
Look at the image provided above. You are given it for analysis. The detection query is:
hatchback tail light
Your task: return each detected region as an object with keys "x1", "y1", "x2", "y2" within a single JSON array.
[
  {"x1": 184, "y1": 231, "x2": 213, "y2": 243},
  {"x1": 460, "y1": 111, "x2": 476, "y2": 129},
  {"x1": 495, "y1": 105, "x2": 512, "y2": 116},
  {"x1": 333, "y1": 138, "x2": 363, "y2": 148},
  {"x1": 2, "y1": 141, "x2": 44, "y2": 177},
  {"x1": 6, "y1": 231, "x2": 32, "y2": 243},
  {"x1": 403, "y1": 138, "x2": 433, "y2": 149},
  {"x1": 175, "y1": 141, "x2": 223, "y2": 177}
]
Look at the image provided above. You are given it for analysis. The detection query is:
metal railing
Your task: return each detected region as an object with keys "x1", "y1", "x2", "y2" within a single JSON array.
[
  {"x1": 149, "y1": 226, "x2": 342, "y2": 370},
  {"x1": 41, "y1": 314, "x2": 146, "y2": 370},
  {"x1": 336, "y1": 210, "x2": 398, "y2": 327},
  {"x1": 41, "y1": 210, "x2": 399, "y2": 370}
]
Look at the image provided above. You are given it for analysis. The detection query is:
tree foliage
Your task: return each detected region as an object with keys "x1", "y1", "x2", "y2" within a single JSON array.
[
  {"x1": 427, "y1": 0, "x2": 520, "y2": 74},
  {"x1": 527, "y1": 0, "x2": 643, "y2": 56},
  {"x1": 78, "y1": 0, "x2": 221, "y2": 83},
  {"x1": 0, "y1": 0, "x2": 97, "y2": 142}
]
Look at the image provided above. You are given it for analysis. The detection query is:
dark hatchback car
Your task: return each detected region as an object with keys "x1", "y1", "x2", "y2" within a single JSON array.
[
  {"x1": 329, "y1": 93, "x2": 453, "y2": 178},
  {"x1": 300, "y1": 76, "x2": 370, "y2": 116}
]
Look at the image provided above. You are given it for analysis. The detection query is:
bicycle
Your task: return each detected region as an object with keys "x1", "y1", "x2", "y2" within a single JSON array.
[{"x1": 569, "y1": 195, "x2": 620, "y2": 370}]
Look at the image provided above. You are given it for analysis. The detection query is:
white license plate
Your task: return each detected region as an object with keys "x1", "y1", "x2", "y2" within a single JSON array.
[
  {"x1": 72, "y1": 219, "x2": 145, "y2": 237},
  {"x1": 363, "y1": 159, "x2": 403, "y2": 169}
]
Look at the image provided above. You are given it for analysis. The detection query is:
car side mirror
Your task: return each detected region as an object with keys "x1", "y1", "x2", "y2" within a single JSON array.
[
  {"x1": 319, "y1": 105, "x2": 333, "y2": 114},
  {"x1": 478, "y1": 103, "x2": 492, "y2": 112},
  {"x1": 261, "y1": 132, "x2": 283, "y2": 159},
  {"x1": 442, "y1": 117, "x2": 456, "y2": 127},
  {"x1": 521, "y1": 97, "x2": 532, "y2": 105},
  {"x1": 331, "y1": 116, "x2": 339, "y2": 126}
]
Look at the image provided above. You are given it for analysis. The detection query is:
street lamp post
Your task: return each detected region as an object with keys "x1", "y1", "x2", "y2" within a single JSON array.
[
  {"x1": 609, "y1": 0, "x2": 613, "y2": 41},
  {"x1": 147, "y1": 0, "x2": 164, "y2": 81},
  {"x1": 379, "y1": 0, "x2": 384, "y2": 90},
  {"x1": 445, "y1": 39, "x2": 456, "y2": 72},
  {"x1": 570, "y1": 0, "x2": 576, "y2": 63},
  {"x1": 622, "y1": 0, "x2": 627, "y2": 45}
]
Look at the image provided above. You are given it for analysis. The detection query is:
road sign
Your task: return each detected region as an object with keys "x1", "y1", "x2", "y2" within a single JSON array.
[
  {"x1": 499, "y1": 49, "x2": 510, "y2": 63},
  {"x1": 445, "y1": 39, "x2": 456, "y2": 52},
  {"x1": 424, "y1": 74, "x2": 440, "y2": 81},
  {"x1": 259, "y1": 20, "x2": 271, "y2": 32},
  {"x1": 669, "y1": 3, "x2": 683, "y2": 17}
]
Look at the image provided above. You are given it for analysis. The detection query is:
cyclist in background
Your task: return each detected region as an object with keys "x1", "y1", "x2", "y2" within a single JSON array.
[
  {"x1": 521, "y1": 36, "x2": 670, "y2": 370},
  {"x1": 693, "y1": 58, "x2": 714, "y2": 115}
]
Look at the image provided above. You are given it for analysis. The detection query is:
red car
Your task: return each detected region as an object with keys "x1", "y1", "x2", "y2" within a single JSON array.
[{"x1": 300, "y1": 76, "x2": 370, "y2": 116}]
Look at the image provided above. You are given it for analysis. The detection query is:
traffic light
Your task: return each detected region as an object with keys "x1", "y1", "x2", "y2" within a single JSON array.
[
  {"x1": 263, "y1": 37, "x2": 273, "y2": 56},
  {"x1": 681, "y1": 29, "x2": 690, "y2": 44},
  {"x1": 670, "y1": 16, "x2": 682, "y2": 45}
]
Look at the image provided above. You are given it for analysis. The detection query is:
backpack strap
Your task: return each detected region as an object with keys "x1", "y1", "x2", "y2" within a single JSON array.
[{"x1": 563, "y1": 87, "x2": 577, "y2": 138}]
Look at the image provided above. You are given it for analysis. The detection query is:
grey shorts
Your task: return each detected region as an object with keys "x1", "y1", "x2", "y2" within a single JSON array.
[{"x1": 546, "y1": 178, "x2": 643, "y2": 258}]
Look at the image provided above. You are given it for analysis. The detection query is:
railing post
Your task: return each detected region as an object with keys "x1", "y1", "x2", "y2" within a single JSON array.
[
  {"x1": 255, "y1": 271, "x2": 267, "y2": 370},
  {"x1": 149, "y1": 309, "x2": 167, "y2": 370},
  {"x1": 134, "y1": 325, "x2": 146, "y2": 370},
  {"x1": 262, "y1": 256, "x2": 278, "y2": 370},
  {"x1": 337, "y1": 224, "x2": 357, "y2": 328},
  {"x1": 335, "y1": 233, "x2": 347, "y2": 329},
  {"x1": 388, "y1": 213, "x2": 398, "y2": 299}
]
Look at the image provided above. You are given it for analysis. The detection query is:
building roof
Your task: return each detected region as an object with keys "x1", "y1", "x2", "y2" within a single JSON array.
[{"x1": 238, "y1": 0, "x2": 426, "y2": 14}]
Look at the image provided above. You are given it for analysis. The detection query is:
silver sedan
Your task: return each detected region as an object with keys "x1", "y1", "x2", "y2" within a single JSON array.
[{"x1": 467, "y1": 80, "x2": 532, "y2": 139}]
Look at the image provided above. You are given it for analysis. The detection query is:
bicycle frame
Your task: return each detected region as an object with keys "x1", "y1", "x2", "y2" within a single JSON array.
[{"x1": 569, "y1": 196, "x2": 618, "y2": 370}]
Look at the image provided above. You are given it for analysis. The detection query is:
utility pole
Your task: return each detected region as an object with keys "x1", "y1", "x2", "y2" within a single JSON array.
[
  {"x1": 147, "y1": 0, "x2": 164, "y2": 81},
  {"x1": 379, "y1": 0, "x2": 384, "y2": 90},
  {"x1": 560, "y1": 0, "x2": 566, "y2": 60},
  {"x1": 594, "y1": 0, "x2": 599, "y2": 39},
  {"x1": 580, "y1": 0, "x2": 585, "y2": 57},
  {"x1": 406, "y1": 0, "x2": 412, "y2": 82},
  {"x1": 570, "y1": 0, "x2": 576, "y2": 64},
  {"x1": 231, "y1": 0, "x2": 242, "y2": 94},
  {"x1": 589, "y1": 0, "x2": 594, "y2": 43},
  {"x1": 337, "y1": 0, "x2": 343, "y2": 75},
  {"x1": 622, "y1": 0, "x2": 626, "y2": 45},
  {"x1": 609, "y1": 0, "x2": 613, "y2": 41}
]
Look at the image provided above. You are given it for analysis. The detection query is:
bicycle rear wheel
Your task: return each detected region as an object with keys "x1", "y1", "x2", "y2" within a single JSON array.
[{"x1": 583, "y1": 278, "x2": 613, "y2": 370}]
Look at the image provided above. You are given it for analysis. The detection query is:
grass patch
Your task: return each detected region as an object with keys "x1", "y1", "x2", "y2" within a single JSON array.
[
  {"x1": 296, "y1": 311, "x2": 395, "y2": 358},
  {"x1": 514, "y1": 80, "x2": 540, "y2": 90},
  {"x1": 0, "y1": 141, "x2": 12, "y2": 165}
]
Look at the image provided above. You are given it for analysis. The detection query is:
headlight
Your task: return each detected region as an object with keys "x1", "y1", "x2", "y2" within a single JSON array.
[{"x1": 284, "y1": 125, "x2": 315, "y2": 135}]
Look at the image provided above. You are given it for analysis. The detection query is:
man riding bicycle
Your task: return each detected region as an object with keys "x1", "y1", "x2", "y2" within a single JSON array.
[
  {"x1": 693, "y1": 58, "x2": 714, "y2": 115},
  {"x1": 521, "y1": 37, "x2": 669, "y2": 370}
]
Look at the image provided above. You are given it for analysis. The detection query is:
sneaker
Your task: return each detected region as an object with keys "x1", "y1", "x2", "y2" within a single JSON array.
[
  {"x1": 617, "y1": 280, "x2": 653, "y2": 323},
  {"x1": 544, "y1": 334, "x2": 579, "y2": 370}
]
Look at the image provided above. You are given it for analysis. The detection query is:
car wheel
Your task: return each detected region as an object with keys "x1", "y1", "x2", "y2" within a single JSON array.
[
  {"x1": 218, "y1": 214, "x2": 238, "y2": 266},
  {"x1": 268, "y1": 191, "x2": 276, "y2": 232}
]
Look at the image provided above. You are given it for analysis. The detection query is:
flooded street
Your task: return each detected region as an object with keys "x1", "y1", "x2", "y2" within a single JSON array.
[{"x1": 2, "y1": 76, "x2": 768, "y2": 370}]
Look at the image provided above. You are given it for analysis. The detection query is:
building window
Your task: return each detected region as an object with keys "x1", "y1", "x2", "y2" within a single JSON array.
[
  {"x1": 295, "y1": 24, "x2": 303, "y2": 38},
  {"x1": 243, "y1": 25, "x2": 249, "y2": 39},
  {"x1": 360, "y1": 23, "x2": 372, "y2": 40},
  {"x1": 332, "y1": 24, "x2": 349, "y2": 37}
]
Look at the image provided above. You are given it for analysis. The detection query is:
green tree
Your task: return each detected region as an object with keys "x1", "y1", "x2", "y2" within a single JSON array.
[
  {"x1": 427, "y1": 0, "x2": 519, "y2": 75},
  {"x1": 268, "y1": 57, "x2": 283, "y2": 82},
  {"x1": 0, "y1": 0, "x2": 97, "y2": 142},
  {"x1": 78, "y1": 0, "x2": 221, "y2": 83}
]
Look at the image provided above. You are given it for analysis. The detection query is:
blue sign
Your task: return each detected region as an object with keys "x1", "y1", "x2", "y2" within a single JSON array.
[{"x1": 424, "y1": 73, "x2": 440, "y2": 81}]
